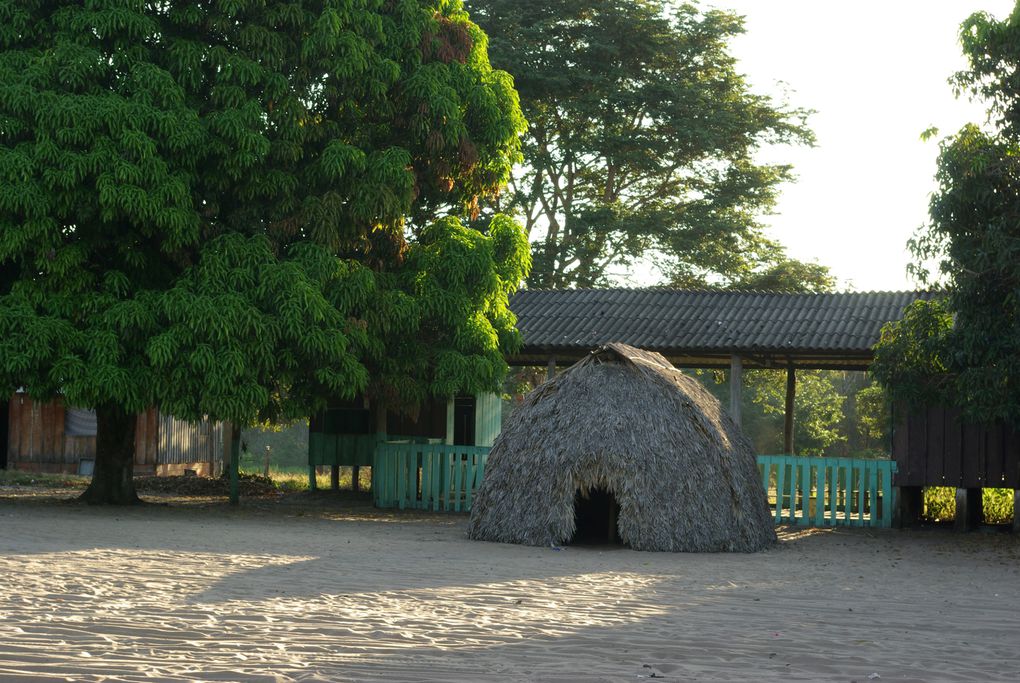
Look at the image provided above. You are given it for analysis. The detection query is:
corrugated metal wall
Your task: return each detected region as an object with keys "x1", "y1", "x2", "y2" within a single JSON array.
[{"x1": 156, "y1": 414, "x2": 224, "y2": 466}]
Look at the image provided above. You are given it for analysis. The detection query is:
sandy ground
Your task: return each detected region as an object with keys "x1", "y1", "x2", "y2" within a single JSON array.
[{"x1": 1, "y1": 492, "x2": 1019, "y2": 682}]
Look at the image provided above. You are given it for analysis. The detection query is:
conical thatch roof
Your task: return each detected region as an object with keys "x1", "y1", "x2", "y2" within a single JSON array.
[{"x1": 467, "y1": 343, "x2": 776, "y2": 552}]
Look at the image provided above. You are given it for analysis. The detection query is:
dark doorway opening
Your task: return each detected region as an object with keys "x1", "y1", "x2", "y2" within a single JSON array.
[
  {"x1": 0, "y1": 399, "x2": 8, "y2": 470},
  {"x1": 453, "y1": 396, "x2": 476, "y2": 446},
  {"x1": 571, "y1": 487, "x2": 622, "y2": 545}
]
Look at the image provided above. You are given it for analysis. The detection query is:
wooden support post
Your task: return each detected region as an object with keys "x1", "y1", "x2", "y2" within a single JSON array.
[
  {"x1": 352, "y1": 466, "x2": 361, "y2": 493},
  {"x1": 547, "y1": 357, "x2": 556, "y2": 381},
  {"x1": 955, "y1": 487, "x2": 982, "y2": 531},
  {"x1": 330, "y1": 464, "x2": 340, "y2": 491},
  {"x1": 729, "y1": 355, "x2": 742, "y2": 427},
  {"x1": 366, "y1": 403, "x2": 388, "y2": 497},
  {"x1": 228, "y1": 422, "x2": 240, "y2": 506},
  {"x1": 895, "y1": 486, "x2": 922, "y2": 528},
  {"x1": 1013, "y1": 490, "x2": 1020, "y2": 533},
  {"x1": 308, "y1": 465, "x2": 317, "y2": 491},
  {"x1": 784, "y1": 365, "x2": 796, "y2": 455}
]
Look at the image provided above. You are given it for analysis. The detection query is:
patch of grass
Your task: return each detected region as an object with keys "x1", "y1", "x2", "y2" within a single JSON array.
[
  {"x1": 135, "y1": 472, "x2": 279, "y2": 497},
  {"x1": 923, "y1": 486, "x2": 1015, "y2": 524},
  {"x1": 2, "y1": 464, "x2": 373, "y2": 499},
  {"x1": 0, "y1": 470, "x2": 89, "y2": 489},
  {"x1": 241, "y1": 464, "x2": 372, "y2": 493}
]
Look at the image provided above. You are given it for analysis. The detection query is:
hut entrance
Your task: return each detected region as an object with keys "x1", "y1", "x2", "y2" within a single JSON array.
[{"x1": 571, "y1": 487, "x2": 622, "y2": 545}]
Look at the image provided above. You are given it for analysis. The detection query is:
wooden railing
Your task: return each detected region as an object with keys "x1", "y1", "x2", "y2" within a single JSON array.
[
  {"x1": 757, "y1": 455, "x2": 897, "y2": 528},
  {"x1": 373, "y1": 443, "x2": 489, "y2": 512}
]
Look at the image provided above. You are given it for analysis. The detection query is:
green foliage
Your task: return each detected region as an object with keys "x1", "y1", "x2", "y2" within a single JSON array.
[
  {"x1": 729, "y1": 258, "x2": 836, "y2": 293},
  {"x1": 745, "y1": 371, "x2": 847, "y2": 456},
  {"x1": 872, "y1": 299, "x2": 954, "y2": 410},
  {"x1": 855, "y1": 384, "x2": 889, "y2": 451},
  {"x1": 0, "y1": 1, "x2": 529, "y2": 430},
  {"x1": 691, "y1": 368, "x2": 888, "y2": 457},
  {"x1": 874, "y1": 6, "x2": 1020, "y2": 423},
  {"x1": 922, "y1": 487, "x2": 1015, "y2": 525},
  {"x1": 467, "y1": 0, "x2": 813, "y2": 287},
  {"x1": 242, "y1": 422, "x2": 310, "y2": 468}
]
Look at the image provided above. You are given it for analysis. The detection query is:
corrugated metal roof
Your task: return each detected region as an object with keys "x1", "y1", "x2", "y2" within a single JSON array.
[{"x1": 509, "y1": 288, "x2": 938, "y2": 360}]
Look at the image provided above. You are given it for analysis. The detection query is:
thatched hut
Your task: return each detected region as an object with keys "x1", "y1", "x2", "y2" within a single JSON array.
[{"x1": 467, "y1": 343, "x2": 776, "y2": 552}]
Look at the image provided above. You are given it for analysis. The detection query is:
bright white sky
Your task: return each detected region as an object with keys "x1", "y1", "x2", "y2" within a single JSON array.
[{"x1": 691, "y1": 0, "x2": 1016, "y2": 292}]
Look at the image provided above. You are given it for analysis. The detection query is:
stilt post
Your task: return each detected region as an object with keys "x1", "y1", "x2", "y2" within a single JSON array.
[
  {"x1": 729, "y1": 355, "x2": 743, "y2": 427},
  {"x1": 784, "y1": 365, "x2": 796, "y2": 455}
]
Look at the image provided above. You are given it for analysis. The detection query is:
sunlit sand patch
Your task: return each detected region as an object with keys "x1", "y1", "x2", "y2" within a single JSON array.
[
  {"x1": 0, "y1": 547, "x2": 668, "y2": 680},
  {"x1": 775, "y1": 525, "x2": 835, "y2": 542}
]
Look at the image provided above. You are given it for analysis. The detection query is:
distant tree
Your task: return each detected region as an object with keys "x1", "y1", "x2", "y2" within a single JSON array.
[
  {"x1": 466, "y1": 0, "x2": 813, "y2": 288},
  {"x1": 874, "y1": 7, "x2": 1020, "y2": 423},
  {"x1": 743, "y1": 371, "x2": 846, "y2": 456},
  {"x1": 873, "y1": 298, "x2": 954, "y2": 410},
  {"x1": 730, "y1": 257, "x2": 836, "y2": 293},
  {"x1": 0, "y1": 0, "x2": 528, "y2": 503},
  {"x1": 855, "y1": 383, "x2": 889, "y2": 452}
]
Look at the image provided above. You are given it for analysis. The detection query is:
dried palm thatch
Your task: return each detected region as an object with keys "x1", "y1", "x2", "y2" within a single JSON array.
[{"x1": 467, "y1": 343, "x2": 776, "y2": 552}]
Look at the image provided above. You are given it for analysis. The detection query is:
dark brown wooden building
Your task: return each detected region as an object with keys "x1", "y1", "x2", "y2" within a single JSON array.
[
  {"x1": 893, "y1": 404, "x2": 1020, "y2": 527},
  {"x1": 2, "y1": 393, "x2": 223, "y2": 476}
]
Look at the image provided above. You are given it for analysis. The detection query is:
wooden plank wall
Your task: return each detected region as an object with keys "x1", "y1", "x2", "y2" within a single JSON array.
[
  {"x1": 134, "y1": 408, "x2": 159, "y2": 474},
  {"x1": 893, "y1": 404, "x2": 1020, "y2": 488},
  {"x1": 6, "y1": 394, "x2": 160, "y2": 473},
  {"x1": 8, "y1": 395, "x2": 72, "y2": 471}
]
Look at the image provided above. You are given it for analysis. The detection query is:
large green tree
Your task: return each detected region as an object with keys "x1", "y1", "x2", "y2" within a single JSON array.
[
  {"x1": 874, "y1": 5, "x2": 1020, "y2": 424},
  {"x1": 0, "y1": 0, "x2": 529, "y2": 503},
  {"x1": 466, "y1": 0, "x2": 813, "y2": 287}
]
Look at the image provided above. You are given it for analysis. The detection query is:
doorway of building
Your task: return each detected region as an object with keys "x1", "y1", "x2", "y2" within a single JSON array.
[
  {"x1": 571, "y1": 486, "x2": 622, "y2": 545},
  {"x1": 453, "y1": 396, "x2": 476, "y2": 446}
]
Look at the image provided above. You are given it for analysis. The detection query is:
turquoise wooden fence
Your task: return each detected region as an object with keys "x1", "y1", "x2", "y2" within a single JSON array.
[
  {"x1": 756, "y1": 455, "x2": 897, "y2": 528},
  {"x1": 373, "y1": 443, "x2": 489, "y2": 512}
]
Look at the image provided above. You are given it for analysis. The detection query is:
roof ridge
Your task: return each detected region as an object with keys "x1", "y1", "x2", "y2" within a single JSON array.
[{"x1": 514, "y1": 287, "x2": 941, "y2": 296}]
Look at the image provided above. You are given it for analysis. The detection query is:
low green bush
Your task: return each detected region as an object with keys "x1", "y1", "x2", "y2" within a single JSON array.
[{"x1": 923, "y1": 486, "x2": 1014, "y2": 524}]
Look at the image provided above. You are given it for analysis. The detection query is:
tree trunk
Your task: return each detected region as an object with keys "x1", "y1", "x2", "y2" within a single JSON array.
[{"x1": 80, "y1": 404, "x2": 140, "y2": 505}]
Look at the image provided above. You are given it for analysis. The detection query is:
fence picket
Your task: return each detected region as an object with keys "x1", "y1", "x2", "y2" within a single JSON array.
[
  {"x1": 433, "y1": 449, "x2": 443, "y2": 512},
  {"x1": 452, "y1": 452, "x2": 463, "y2": 512},
  {"x1": 868, "y1": 463, "x2": 878, "y2": 527},
  {"x1": 855, "y1": 462, "x2": 865, "y2": 525},
  {"x1": 799, "y1": 460, "x2": 810, "y2": 525},
  {"x1": 813, "y1": 464, "x2": 824, "y2": 526},
  {"x1": 774, "y1": 461, "x2": 786, "y2": 523},
  {"x1": 393, "y1": 452, "x2": 401, "y2": 511},
  {"x1": 465, "y1": 455, "x2": 477, "y2": 510},
  {"x1": 420, "y1": 450, "x2": 432, "y2": 510},
  {"x1": 881, "y1": 463, "x2": 893, "y2": 527},
  {"x1": 829, "y1": 463, "x2": 839, "y2": 525}
]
